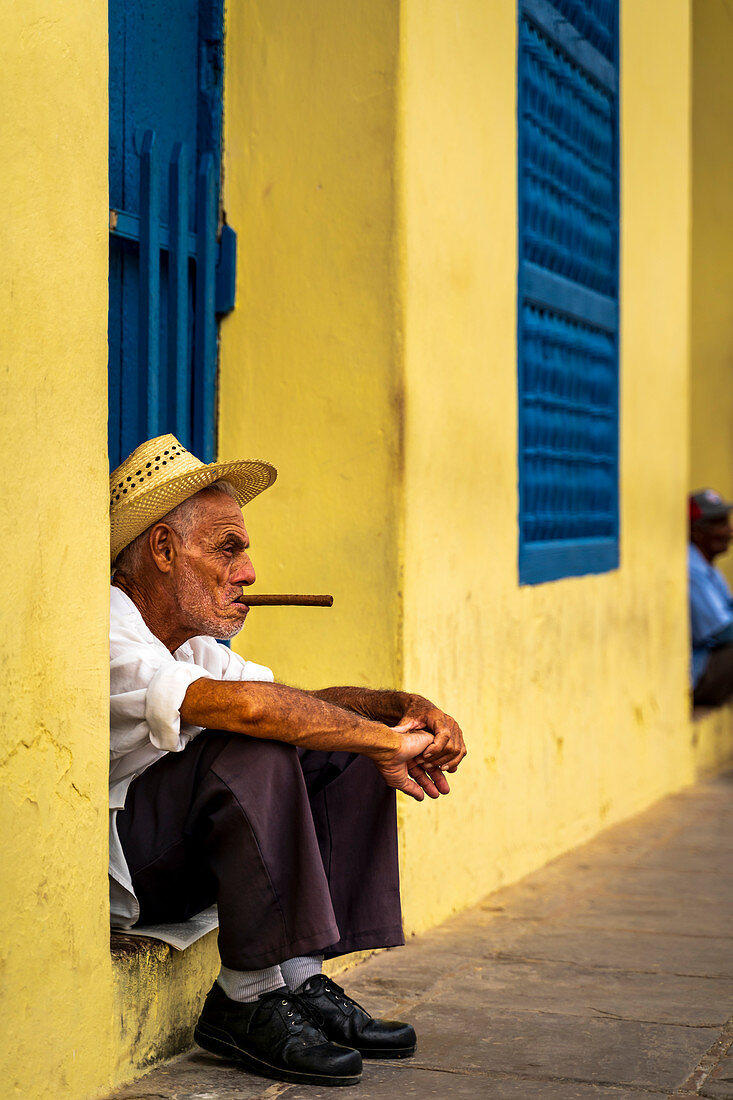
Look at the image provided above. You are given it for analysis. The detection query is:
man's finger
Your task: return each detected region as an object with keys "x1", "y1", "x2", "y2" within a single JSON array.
[
  {"x1": 440, "y1": 752, "x2": 466, "y2": 773},
  {"x1": 429, "y1": 768, "x2": 451, "y2": 794},
  {"x1": 413, "y1": 764, "x2": 450, "y2": 794},
  {"x1": 407, "y1": 766, "x2": 444, "y2": 799},
  {"x1": 431, "y1": 744, "x2": 467, "y2": 769},
  {"x1": 391, "y1": 718, "x2": 424, "y2": 735},
  {"x1": 420, "y1": 745, "x2": 459, "y2": 767},
  {"x1": 425, "y1": 729, "x2": 466, "y2": 767},
  {"x1": 398, "y1": 774, "x2": 426, "y2": 801},
  {"x1": 421, "y1": 730, "x2": 450, "y2": 760}
]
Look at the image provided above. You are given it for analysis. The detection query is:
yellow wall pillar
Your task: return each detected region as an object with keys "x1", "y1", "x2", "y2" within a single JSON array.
[
  {"x1": 0, "y1": 3, "x2": 113, "y2": 1097},
  {"x1": 221, "y1": 0, "x2": 403, "y2": 691}
]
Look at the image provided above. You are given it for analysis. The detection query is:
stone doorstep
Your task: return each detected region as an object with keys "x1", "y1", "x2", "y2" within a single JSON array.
[
  {"x1": 110, "y1": 932, "x2": 374, "y2": 969},
  {"x1": 110, "y1": 927, "x2": 375, "y2": 1083},
  {"x1": 111, "y1": 932, "x2": 171, "y2": 960}
]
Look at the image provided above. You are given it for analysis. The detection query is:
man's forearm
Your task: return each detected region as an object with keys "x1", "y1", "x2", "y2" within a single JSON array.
[
  {"x1": 180, "y1": 678, "x2": 402, "y2": 759},
  {"x1": 310, "y1": 686, "x2": 420, "y2": 724},
  {"x1": 313, "y1": 686, "x2": 466, "y2": 773}
]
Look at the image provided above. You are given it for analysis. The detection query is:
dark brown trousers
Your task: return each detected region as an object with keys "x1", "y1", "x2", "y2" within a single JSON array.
[
  {"x1": 116, "y1": 731, "x2": 404, "y2": 969},
  {"x1": 693, "y1": 644, "x2": 733, "y2": 706}
]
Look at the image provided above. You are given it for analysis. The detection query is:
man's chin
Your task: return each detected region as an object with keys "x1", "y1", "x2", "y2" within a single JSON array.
[
  {"x1": 216, "y1": 615, "x2": 246, "y2": 641},
  {"x1": 214, "y1": 607, "x2": 248, "y2": 642}
]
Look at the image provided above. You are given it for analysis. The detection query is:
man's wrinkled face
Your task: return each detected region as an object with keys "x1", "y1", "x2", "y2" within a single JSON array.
[
  {"x1": 692, "y1": 515, "x2": 733, "y2": 563},
  {"x1": 171, "y1": 491, "x2": 256, "y2": 639}
]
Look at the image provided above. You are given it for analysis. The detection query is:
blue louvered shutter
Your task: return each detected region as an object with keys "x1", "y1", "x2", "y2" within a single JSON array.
[
  {"x1": 517, "y1": 0, "x2": 619, "y2": 584},
  {"x1": 108, "y1": 0, "x2": 236, "y2": 471}
]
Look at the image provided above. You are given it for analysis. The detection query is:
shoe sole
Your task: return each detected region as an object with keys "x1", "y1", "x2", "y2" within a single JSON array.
[{"x1": 194, "y1": 1023, "x2": 362, "y2": 1087}]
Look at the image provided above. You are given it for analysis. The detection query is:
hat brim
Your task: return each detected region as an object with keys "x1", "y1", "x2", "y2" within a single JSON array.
[{"x1": 110, "y1": 458, "x2": 276, "y2": 561}]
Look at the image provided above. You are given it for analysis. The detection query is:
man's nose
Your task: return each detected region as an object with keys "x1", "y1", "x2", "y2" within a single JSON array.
[{"x1": 232, "y1": 554, "x2": 256, "y2": 586}]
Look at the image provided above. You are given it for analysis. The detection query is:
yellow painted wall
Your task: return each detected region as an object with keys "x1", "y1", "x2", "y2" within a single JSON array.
[
  {"x1": 5, "y1": 1, "x2": 728, "y2": 1095},
  {"x1": 220, "y1": 0, "x2": 403, "y2": 692},
  {"x1": 690, "y1": 0, "x2": 733, "y2": 584},
  {"x1": 0, "y1": 2, "x2": 113, "y2": 1098},
  {"x1": 397, "y1": 0, "x2": 696, "y2": 933}
]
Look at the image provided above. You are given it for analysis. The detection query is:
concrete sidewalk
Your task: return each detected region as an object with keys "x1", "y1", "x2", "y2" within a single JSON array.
[{"x1": 107, "y1": 770, "x2": 733, "y2": 1100}]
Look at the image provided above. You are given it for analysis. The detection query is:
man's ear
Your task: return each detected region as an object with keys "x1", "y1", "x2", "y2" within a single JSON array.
[{"x1": 148, "y1": 523, "x2": 178, "y2": 573}]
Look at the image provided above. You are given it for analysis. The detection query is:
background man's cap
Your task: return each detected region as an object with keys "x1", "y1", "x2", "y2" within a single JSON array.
[
  {"x1": 689, "y1": 488, "x2": 733, "y2": 524},
  {"x1": 110, "y1": 434, "x2": 277, "y2": 562}
]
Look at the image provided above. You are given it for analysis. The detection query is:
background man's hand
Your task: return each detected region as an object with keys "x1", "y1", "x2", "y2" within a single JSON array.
[
  {"x1": 398, "y1": 696, "x2": 467, "y2": 773},
  {"x1": 372, "y1": 723, "x2": 453, "y2": 801}
]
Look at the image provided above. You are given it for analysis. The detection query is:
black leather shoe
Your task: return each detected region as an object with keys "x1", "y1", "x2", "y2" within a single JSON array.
[
  {"x1": 298, "y1": 975, "x2": 417, "y2": 1059},
  {"x1": 194, "y1": 982, "x2": 362, "y2": 1086}
]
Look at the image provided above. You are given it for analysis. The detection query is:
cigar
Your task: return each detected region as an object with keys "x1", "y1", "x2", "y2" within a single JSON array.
[{"x1": 242, "y1": 594, "x2": 334, "y2": 607}]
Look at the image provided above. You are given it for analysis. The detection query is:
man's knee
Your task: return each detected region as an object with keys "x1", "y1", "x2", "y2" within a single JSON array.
[
  {"x1": 203, "y1": 730, "x2": 305, "y2": 789},
  {"x1": 693, "y1": 645, "x2": 733, "y2": 706}
]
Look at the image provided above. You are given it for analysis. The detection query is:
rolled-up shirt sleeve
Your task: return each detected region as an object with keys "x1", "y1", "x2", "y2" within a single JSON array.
[
  {"x1": 145, "y1": 661, "x2": 215, "y2": 750},
  {"x1": 109, "y1": 587, "x2": 274, "y2": 778},
  {"x1": 110, "y1": 638, "x2": 214, "y2": 757}
]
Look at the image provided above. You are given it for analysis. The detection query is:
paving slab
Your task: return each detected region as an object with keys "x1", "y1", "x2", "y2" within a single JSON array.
[
  {"x1": 629, "y1": 846, "x2": 733, "y2": 878},
  {"x1": 480, "y1": 866, "x2": 733, "y2": 924},
  {"x1": 403, "y1": 1000, "x2": 716, "y2": 1089},
  {"x1": 341, "y1": 949, "x2": 733, "y2": 1030},
  {"x1": 666, "y1": 821, "x2": 733, "y2": 851},
  {"x1": 404, "y1": 958, "x2": 733, "y2": 1027},
  {"x1": 279, "y1": 1063, "x2": 670, "y2": 1100},
  {"x1": 107, "y1": 1049, "x2": 272, "y2": 1099},
  {"x1": 549, "y1": 891, "x2": 733, "y2": 940},
  {"x1": 488, "y1": 927, "x2": 733, "y2": 979}
]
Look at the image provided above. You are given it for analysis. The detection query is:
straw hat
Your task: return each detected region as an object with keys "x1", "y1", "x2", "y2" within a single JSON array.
[{"x1": 110, "y1": 434, "x2": 277, "y2": 561}]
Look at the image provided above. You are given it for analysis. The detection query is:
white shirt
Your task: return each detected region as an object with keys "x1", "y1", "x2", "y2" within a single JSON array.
[{"x1": 109, "y1": 586, "x2": 274, "y2": 927}]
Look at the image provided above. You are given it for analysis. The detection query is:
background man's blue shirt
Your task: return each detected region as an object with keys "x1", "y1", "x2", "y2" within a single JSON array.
[{"x1": 688, "y1": 543, "x2": 733, "y2": 685}]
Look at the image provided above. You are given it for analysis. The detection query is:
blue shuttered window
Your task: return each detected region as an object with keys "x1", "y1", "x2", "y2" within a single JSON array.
[{"x1": 517, "y1": 0, "x2": 620, "y2": 584}]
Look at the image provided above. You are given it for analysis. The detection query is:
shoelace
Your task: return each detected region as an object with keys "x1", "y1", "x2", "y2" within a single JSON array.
[
  {"x1": 305, "y1": 976, "x2": 372, "y2": 1019},
  {"x1": 255, "y1": 990, "x2": 316, "y2": 1035}
]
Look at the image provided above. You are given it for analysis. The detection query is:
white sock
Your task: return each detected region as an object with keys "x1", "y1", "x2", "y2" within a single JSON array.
[
  {"x1": 280, "y1": 955, "x2": 324, "y2": 991},
  {"x1": 217, "y1": 963, "x2": 286, "y2": 1003}
]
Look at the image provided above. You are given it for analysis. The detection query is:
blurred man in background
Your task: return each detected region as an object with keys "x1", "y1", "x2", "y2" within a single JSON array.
[{"x1": 689, "y1": 488, "x2": 733, "y2": 706}]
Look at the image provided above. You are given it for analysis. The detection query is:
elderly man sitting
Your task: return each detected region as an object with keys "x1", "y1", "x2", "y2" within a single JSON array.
[
  {"x1": 689, "y1": 488, "x2": 733, "y2": 706},
  {"x1": 109, "y1": 434, "x2": 465, "y2": 1088}
]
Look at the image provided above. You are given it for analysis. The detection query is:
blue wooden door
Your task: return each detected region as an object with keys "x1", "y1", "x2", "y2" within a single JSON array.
[{"x1": 108, "y1": 0, "x2": 230, "y2": 469}]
